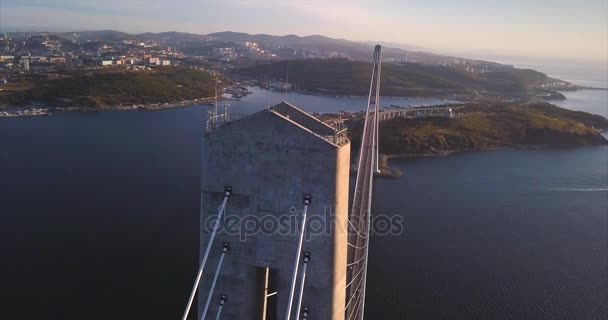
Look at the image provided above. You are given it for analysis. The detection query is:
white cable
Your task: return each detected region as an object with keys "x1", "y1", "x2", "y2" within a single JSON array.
[
  {"x1": 346, "y1": 252, "x2": 367, "y2": 267},
  {"x1": 201, "y1": 243, "x2": 229, "y2": 320},
  {"x1": 348, "y1": 51, "x2": 377, "y2": 225},
  {"x1": 344, "y1": 267, "x2": 366, "y2": 311},
  {"x1": 284, "y1": 194, "x2": 311, "y2": 320},
  {"x1": 294, "y1": 253, "x2": 310, "y2": 320},
  {"x1": 374, "y1": 46, "x2": 382, "y2": 174},
  {"x1": 215, "y1": 295, "x2": 227, "y2": 320},
  {"x1": 345, "y1": 46, "x2": 380, "y2": 318},
  {"x1": 347, "y1": 219, "x2": 366, "y2": 238},
  {"x1": 182, "y1": 187, "x2": 232, "y2": 320},
  {"x1": 346, "y1": 285, "x2": 365, "y2": 320},
  {"x1": 345, "y1": 259, "x2": 367, "y2": 289},
  {"x1": 360, "y1": 45, "x2": 382, "y2": 320},
  {"x1": 347, "y1": 242, "x2": 367, "y2": 250}
]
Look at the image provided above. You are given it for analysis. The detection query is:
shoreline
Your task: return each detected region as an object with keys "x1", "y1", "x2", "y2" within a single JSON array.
[
  {"x1": 57, "y1": 94, "x2": 222, "y2": 111},
  {"x1": 572, "y1": 86, "x2": 608, "y2": 91},
  {"x1": 354, "y1": 149, "x2": 507, "y2": 179},
  {"x1": 5, "y1": 82, "x2": 601, "y2": 116},
  {"x1": 241, "y1": 84, "x2": 466, "y2": 102},
  {"x1": 0, "y1": 85, "x2": 462, "y2": 116},
  {"x1": 0, "y1": 95, "x2": 223, "y2": 117},
  {"x1": 374, "y1": 148, "x2": 508, "y2": 178},
  {"x1": 378, "y1": 142, "x2": 607, "y2": 178}
]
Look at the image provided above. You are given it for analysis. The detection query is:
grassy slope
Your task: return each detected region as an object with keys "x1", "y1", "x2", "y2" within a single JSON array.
[
  {"x1": 348, "y1": 101, "x2": 608, "y2": 155},
  {"x1": 0, "y1": 67, "x2": 218, "y2": 107},
  {"x1": 238, "y1": 59, "x2": 550, "y2": 96}
]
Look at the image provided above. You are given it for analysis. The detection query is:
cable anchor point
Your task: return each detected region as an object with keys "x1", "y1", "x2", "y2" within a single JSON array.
[
  {"x1": 303, "y1": 194, "x2": 311, "y2": 205},
  {"x1": 224, "y1": 186, "x2": 232, "y2": 197}
]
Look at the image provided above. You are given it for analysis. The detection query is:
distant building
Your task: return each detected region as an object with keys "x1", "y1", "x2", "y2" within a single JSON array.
[
  {"x1": 270, "y1": 81, "x2": 292, "y2": 90},
  {"x1": 0, "y1": 55, "x2": 14, "y2": 62},
  {"x1": 64, "y1": 53, "x2": 74, "y2": 69},
  {"x1": 21, "y1": 58, "x2": 30, "y2": 70},
  {"x1": 49, "y1": 57, "x2": 65, "y2": 64}
]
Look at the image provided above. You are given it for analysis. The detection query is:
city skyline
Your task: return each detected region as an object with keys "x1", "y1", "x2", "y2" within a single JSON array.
[{"x1": 1, "y1": 0, "x2": 607, "y2": 62}]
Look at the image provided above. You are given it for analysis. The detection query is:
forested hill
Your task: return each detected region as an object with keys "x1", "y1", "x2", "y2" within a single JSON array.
[
  {"x1": 0, "y1": 67, "x2": 219, "y2": 107},
  {"x1": 237, "y1": 59, "x2": 559, "y2": 98},
  {"x1": 347, "y1": 101, "x2": 608, "y2": 156}
]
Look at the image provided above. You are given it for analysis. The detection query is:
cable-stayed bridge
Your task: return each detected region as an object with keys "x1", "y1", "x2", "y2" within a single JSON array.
[
  {"x1": 345, "y1": 44, "x2": 382, "y2": 320},
  {"x1": 181, "y1": 45, "x2": 383, "y2": 320}
]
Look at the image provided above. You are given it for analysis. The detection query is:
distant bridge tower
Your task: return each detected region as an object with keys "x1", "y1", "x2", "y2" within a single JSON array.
[{"x1": 196, "y1": 102, "x2": 351, "y2": 320}]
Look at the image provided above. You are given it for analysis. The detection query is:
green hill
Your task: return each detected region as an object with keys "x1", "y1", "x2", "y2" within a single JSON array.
[
  {"x1": 0, "y1": 67, "x2": 219, "y2": 107},
  {"x1": 348, "y1": 101, "x2": 608, "y2": 156},
  {"x1": 238, "y1": 59, "x2": 556, "y2": 97}
]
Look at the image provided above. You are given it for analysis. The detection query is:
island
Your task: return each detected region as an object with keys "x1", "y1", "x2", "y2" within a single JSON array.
[{"x1": 340, "y1": 101, "x2": 608, "y2": 177}]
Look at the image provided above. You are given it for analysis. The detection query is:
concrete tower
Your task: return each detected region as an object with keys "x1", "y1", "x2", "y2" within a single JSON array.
[{"x1": 198, "y1": 102, "x2": 350, "y2": 320}]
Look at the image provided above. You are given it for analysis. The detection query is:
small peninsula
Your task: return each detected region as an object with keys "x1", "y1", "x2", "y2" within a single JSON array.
[{"x1": 345, "y1": 101, "x2": 608, "y2": 174}]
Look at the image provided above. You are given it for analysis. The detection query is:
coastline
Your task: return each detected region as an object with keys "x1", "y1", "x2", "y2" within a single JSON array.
[
  {"x1": 56, "y1": 95, "x2": 219, "y2": 112},
  {"x1": 376, "y1": 148, "x2": 508, "y2": 178},
  {"x1": 3, "y1": 82, "x2": 594, "y2": 116},
  {"x1": 571, "y1": 86, "x2": 608, "y2": 91},
  {"x1": 0, "y1": 85, "x2": 459, "y2": 116},
  {"x1": 378, "y1": 141, "x2": 607, "y2": 178},
  {"x1": 0, "y1": 95, "x2": 222, "y2": 117},
  {"x1": 357, "y1": 150, "x2": 496, "y2": 179}
]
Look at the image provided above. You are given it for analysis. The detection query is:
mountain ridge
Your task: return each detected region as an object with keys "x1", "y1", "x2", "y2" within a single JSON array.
[{"x1": 7, "y1": 29, "x2": 502, "y2": 65}]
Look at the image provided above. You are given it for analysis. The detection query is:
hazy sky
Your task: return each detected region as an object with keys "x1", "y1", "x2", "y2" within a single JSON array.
[{"x1": 2, "y1": 0, "x2": 607, "y2": 61}]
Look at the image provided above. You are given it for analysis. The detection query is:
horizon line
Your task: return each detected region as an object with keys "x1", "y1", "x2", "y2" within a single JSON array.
[{"x1": 1, "y1": 26, "x2": 607, "y2": 65}]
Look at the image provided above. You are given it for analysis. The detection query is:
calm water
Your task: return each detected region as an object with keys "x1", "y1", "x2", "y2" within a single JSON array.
[
  {"x1": 222, "y1": 86, "x2": 457, "y2": 114},
  {"x1": 468, "y1": 55, "x2": 608, "y2": 89},
  {"x1": 553, "y1": 90, "x2": 608, "y2": 118},
  {"x1": 466, "y1": 55, "x2": 608, "y2": 118},
  {"x1": 1, "y1": 81, "x2": 607, "y2": 319},
  {"x1": 368, "y1": 148, "x2": 607, "y2": 319}
]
